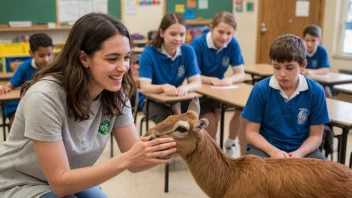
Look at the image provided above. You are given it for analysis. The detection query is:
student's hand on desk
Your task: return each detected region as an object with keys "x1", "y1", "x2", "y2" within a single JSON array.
[
  {"x1": 210, "y1": 78, "x2": 223, "y2": 86},
  {"x1": 270, "y1": 150, "x2": 290, "y2": 158},
  {"x1": 220, "y1": 78, "x2": 233, "y2": 86},
  {"x1": 177, "y1": 85, "x2": 189, "y2": 96},
  {"x1": 0, "y1": 85, "x2": 11, "y2": 94},
  {"x1": 163, "y1": 84, "x2": 178, "y2": 96},
  {"x1": 125, "y1": 136, "x2": 176, "y2": 166}
]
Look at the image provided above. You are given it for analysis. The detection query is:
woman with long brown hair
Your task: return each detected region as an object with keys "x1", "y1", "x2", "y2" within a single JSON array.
[{"x1": 0, "y1": 13, "x2": 176, "y2": 197}]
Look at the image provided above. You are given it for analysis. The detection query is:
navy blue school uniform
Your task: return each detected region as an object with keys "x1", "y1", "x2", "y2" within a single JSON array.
[
  {"x1": 190, "y1": 32, "x2": 244, "y2": 79},
  {"x1": 242, "y1": 74, "x2": 330, "y2": 153},
  {"x1": 139, "y1": 44, "x2": 200, "y2": 87},
  {"x1": 4, "y1": 59, "x2": 39, "y2": 117},
  {"x1": 306, "y1": 45, "x2": 330, "y2": 69}
]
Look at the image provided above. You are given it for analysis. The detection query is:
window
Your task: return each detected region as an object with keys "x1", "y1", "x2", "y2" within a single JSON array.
[{"x1": 342, "y1": 0, "x2": 352, "y2": 54}]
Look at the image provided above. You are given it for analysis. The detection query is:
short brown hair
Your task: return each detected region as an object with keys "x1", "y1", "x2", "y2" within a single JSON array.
[
  {"x1": 303, "y1": 24, "x2": 322, "y2": 38},
  {"x1": 212, "y1": 11, "x2": 237, "y2": 30},
  {"x1": 151, "y1": 13, "x2": 186, "y2": 49},
  {"x1": 269, "y1": 34, "x2": 306, "y2": 65}
]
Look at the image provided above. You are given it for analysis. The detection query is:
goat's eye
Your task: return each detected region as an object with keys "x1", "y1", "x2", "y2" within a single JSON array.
[{"x1": 176, "y1": 126, "x2": 187, "y2": 133}]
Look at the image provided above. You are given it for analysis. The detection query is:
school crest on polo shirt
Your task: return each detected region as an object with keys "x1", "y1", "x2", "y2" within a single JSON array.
[
  {"x1": 297, "y1": 108, "x2": 310, "y2": 124},
  {"x1": 178, "y1": 65, "x2": 185, "y2": 77},
  {"x1": 222, "y1": 56, "x2": 230, "y2": 67},
  {"x1": 311, "y1": 60, "x2": 318, "y2": 68},
  {"x1": 98, "y1": 120, "x2": 111, "y2": 135}
]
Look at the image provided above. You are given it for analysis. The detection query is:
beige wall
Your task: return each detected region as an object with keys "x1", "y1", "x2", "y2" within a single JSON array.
[{"x1": 0, "y1": 0, "x2": 350, "y2": 73}]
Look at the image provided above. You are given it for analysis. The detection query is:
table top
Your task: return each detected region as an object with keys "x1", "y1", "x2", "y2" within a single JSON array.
[
  {"x1": 195, "y1": 83, "x2": 253, "y2": 110},
  {"x1": 144, "y1": 92, "x2": 202, "y2": 103},
  {"x1": 308, "y1": 72, "x2": 352, "y2": 85},
  {"x1": 244, "y1": 64, "x2": 273, "y2": 77},
  {"x1": 334, "y1": 83, "x2": 352, "y2": 95},
  {"x1": 0, "y1": 72, "x2": 14, "y2": 81},
  {"x1": 0, "y1": 89, "x2": 21, "y2": 102},
  {"x1": 326, "y1": 98, "x2": 352, "y2": 128}
]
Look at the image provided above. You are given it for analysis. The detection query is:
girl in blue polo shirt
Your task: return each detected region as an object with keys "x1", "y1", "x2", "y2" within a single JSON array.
[
  {"x1": 190, "y1": 11, "x2": 246, "y2": 158},
  {"x1": 139, "y1": 13, "x2": 201, "y2": 124},
  {"x1": 302, "y1": 24, "x2": 332, "y2": 97},
  {"x1": 242, "y1": 34, "x2": 329, "y2": 159}
]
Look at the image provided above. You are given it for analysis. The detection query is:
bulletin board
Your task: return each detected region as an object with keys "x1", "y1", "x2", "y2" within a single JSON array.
[{"x1": 164, "y1": 0, "x2": 233, "y2": 20}]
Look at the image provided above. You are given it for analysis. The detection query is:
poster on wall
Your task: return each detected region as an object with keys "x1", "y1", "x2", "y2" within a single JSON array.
[
  {"x1": 198, "y1": 0, "x2": 208, "y2": 9},
  {"x1": 125, "y1": 0, "x2": 137, "y2": 15},
  {"x1": 176, "y1": 4, "x2": 185, "y2": 13},
  {"x1": 235, "y1": 0, "x2": 243, "y2": 12},
  {"x1": 296, "y1": 1, "x2": 310, "y2": 17},
  {"x1": 187, "y1": 0, "x2": 196, "y2": 8}
]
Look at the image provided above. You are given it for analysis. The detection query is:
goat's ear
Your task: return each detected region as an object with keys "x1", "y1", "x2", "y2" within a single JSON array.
[
  {"x1": 187, "y1": 97, "x2": 200, "y2": 117},
  {"x1": 193, "y1": 118, "x2": 209, "y2": 132}
]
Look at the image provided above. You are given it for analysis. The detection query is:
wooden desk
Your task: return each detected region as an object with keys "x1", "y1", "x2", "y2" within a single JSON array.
[
  {"x1": 144, "y1": 91, "x2": 202, "y2": 193},
  {"x1": 132, "y1": 47, "x2": 145, "y2": 54},
  {"x1": 0, "y1": 89, "x2": 21, "y2": 141},
  {"x1": 196, "y1": 84, "x2": 352, "y2": 165},
  {"x1": 334, "y1": 83, "x2": 352, "y2": 95},
  {"x1": 133, "y1": 39, "x2": 148, "y2": 45},
  {"x1": 244, "y1": 64, "x2": 272, "y2": 84},
  {"x1": 196, "y1": 83, "x2": 253, "y2": 148},
  {"x1": 0, "y1": 72, "x2": 13, "y2": 81},
  {"x1": 326, "y1": 98, "x2": 352, "y2": 164},
  {"x1": 308, "y1": 72, "x2": 352, "y2": 86}
]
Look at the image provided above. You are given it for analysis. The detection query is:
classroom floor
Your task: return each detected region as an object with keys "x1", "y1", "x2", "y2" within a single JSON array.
[{"x1": 0, "y1": 109, "x2": 351, "y2": 198}]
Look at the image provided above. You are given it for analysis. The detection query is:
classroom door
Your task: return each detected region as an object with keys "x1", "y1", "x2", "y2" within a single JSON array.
[{"x1": 256, "y1": 0, "x2": 325, "y2": 63}]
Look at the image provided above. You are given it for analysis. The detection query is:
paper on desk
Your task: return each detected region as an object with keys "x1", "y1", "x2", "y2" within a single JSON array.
[{"x1": 210, "y1": 85, "x2": 239, "y2": 89}]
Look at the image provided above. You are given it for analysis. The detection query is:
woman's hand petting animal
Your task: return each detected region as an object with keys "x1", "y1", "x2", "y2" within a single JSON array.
[
  {"x1": 177, "y1": 85, "x2": 189, "y2": 96},
  {"x1": 125, "y1": 136, "x2": 176, "y2": 167},
  {"x1": 270, "y1": 150, "x2": 290, "y2": 158},
  {"x1": 163, "y1": 84, "x2": 179, "y2": 96}
]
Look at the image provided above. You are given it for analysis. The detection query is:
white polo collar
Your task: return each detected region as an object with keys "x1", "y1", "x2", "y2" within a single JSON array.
[
  {"x1": 269, "y1": 74, "x2": 308, "y2": 102},
  {"x1": 31, "y1": 59, "x2": 38, "y2": 69},
  {"x1": 206, "y1": 32, "x2": 229, "y2": 53},
  {"x1": 160, "y1": 45, "x2": 182, "y2": 61}
]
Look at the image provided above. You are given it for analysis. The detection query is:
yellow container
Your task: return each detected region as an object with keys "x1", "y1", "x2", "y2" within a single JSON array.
[
  {"x1": 1, "y1": 43, "x2": 25, "y2": 55},
  {"x1": 23, "y1": 43, "x2": 30, "y2": 53}
]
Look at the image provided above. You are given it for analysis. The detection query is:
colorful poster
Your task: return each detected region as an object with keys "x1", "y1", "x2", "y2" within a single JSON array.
[
  {"x1": 246, "y1": 2, "x2": 254, "y2": 12},
  {"x1": 176, "y1": 4, "x2": 185, "y2": 13},
  {"x1": 198, "y1": 0, "x2": 208, "y2": 9},
  {"x1": 185, "y1": 8, "x2": 195, "y2": 19},
  {"x1": 187, "y1": 0, "x2": 196, "y2": 8}
]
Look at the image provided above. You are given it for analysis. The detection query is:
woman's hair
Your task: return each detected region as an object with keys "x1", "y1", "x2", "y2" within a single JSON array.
[
  {"x1": 21, "y1": 13, "x2": 135, "y2": 121},
  {"x1": 211, "y1": 11, "x2": 237, "y2": 31},
  {"x1": 151, "y1": 13, "x2": 186, "y2": 49}
]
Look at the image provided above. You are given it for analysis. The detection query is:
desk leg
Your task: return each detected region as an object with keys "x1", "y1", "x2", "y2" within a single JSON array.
[
  {"x1": 251, "y1": 74, "x2": 255, "y2": 85},
  {"x1": 165, "y1": 164, "x2": 169, "y2": 193},
  {"x1": 2, "y1": 103, "x2": 6, "y2": 141},
  {"x1": 220, "y1": 103, "x2": 226, "y2": 149},
  {"x1": 146, "y1": 99, "x2": 149, "y2": 131},
  {"x1": 339, "y1": 128, "x2": 349, "y2": 165},
  {"x1": 110, "y1": 135, "x2": 114, "y2": 158}
]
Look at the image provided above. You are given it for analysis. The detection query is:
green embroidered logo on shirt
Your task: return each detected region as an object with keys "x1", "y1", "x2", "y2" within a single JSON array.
[{"x1": 98, "y1": 120, "x2": 111, "y2": 135}]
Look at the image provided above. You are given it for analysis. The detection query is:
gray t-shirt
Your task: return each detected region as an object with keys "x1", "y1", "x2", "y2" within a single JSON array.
[{"x1": 0, "y1": 77, "x2": 134, "y2": 198}]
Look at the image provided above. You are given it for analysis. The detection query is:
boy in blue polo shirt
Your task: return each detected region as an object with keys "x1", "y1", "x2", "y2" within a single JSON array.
[
  {"x1": 302, "y1": 24, "x2": 332, "y2": 97},
  {"x1": 139, "y1": 13, "x2": 201, "y2": 124},
  {"x1": 0, "y1": 33, "x2": 53, "y2": 126},
  {"x1": 190, "y1": 11, "x2": 246, "y2": 158},
  {"x1": 242, "y1": 34, "x2": 329, "y2": 159}
]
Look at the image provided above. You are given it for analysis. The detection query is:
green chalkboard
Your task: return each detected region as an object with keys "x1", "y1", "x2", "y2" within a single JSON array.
[
  {"x1": 0, "y1": 0, "x2": 121, "y2": 25},
  {"x1": 166, "y1": 0, "x2": 232, "y2": 20}
]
